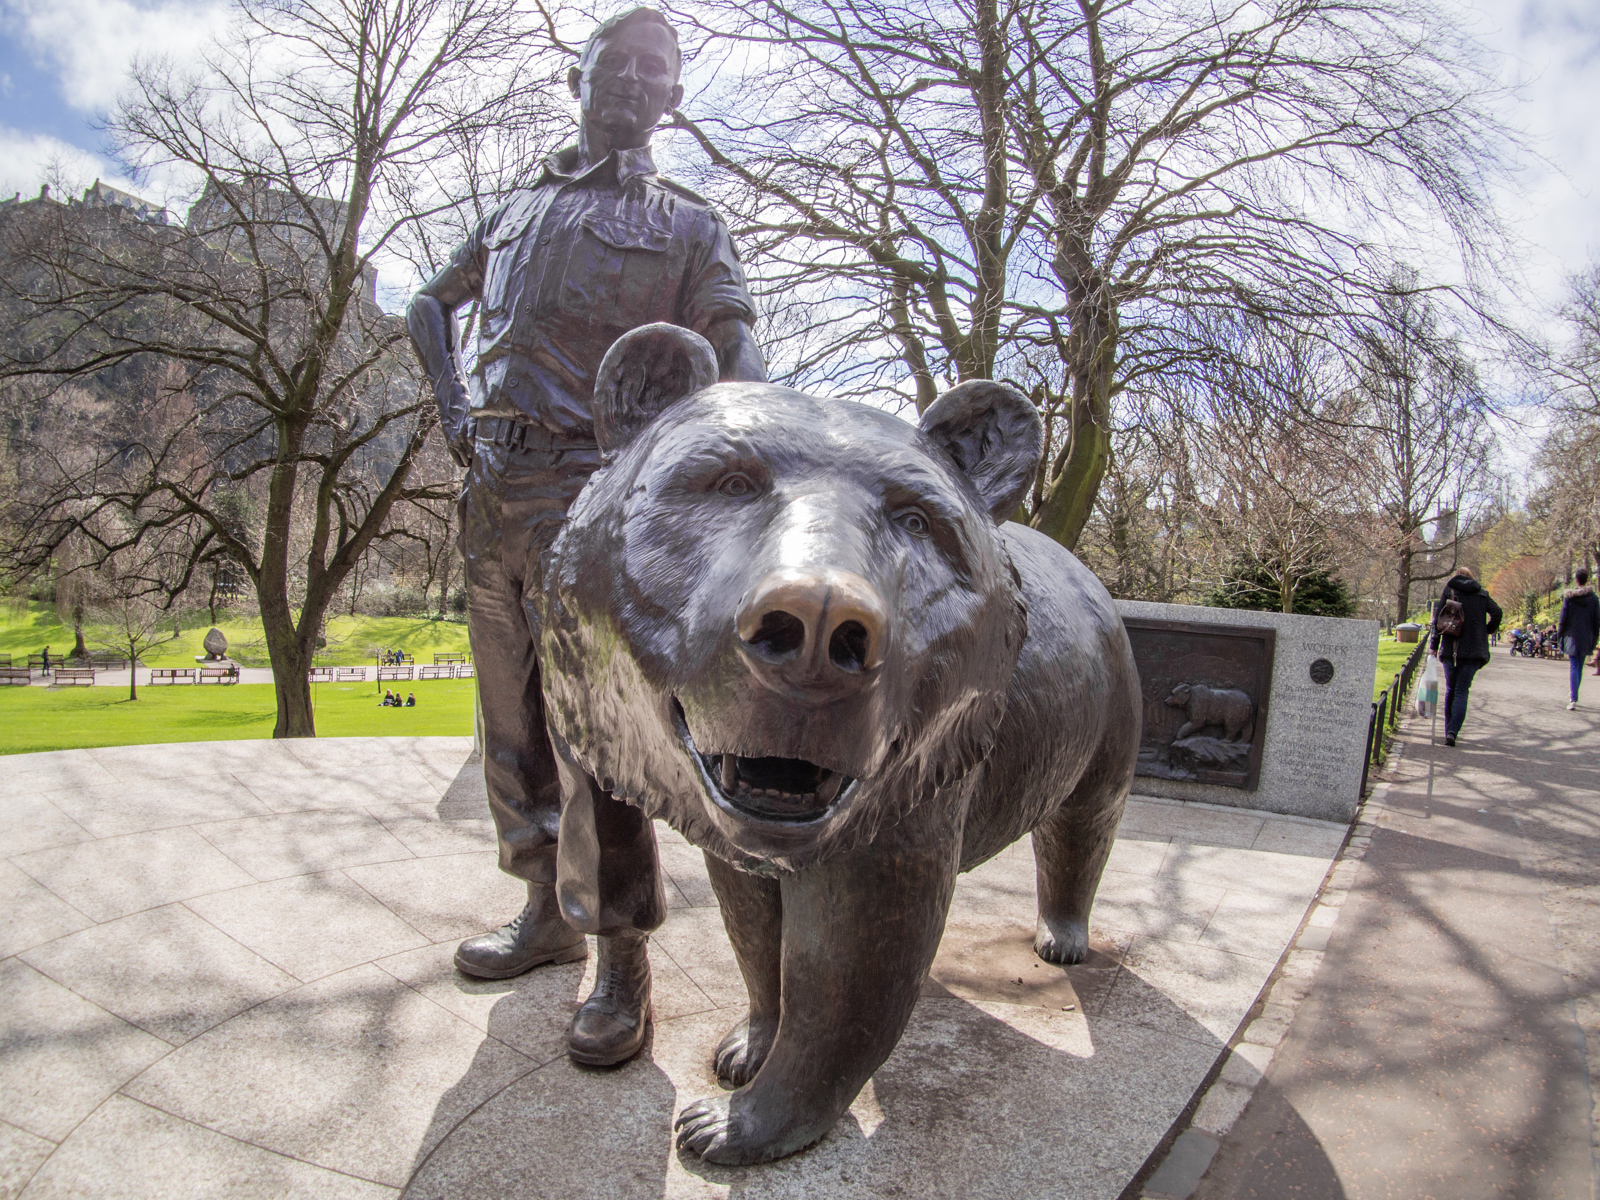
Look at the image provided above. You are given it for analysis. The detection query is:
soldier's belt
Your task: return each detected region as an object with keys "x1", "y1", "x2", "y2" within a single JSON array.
[{"x1": 472, "y1": 417, "x2": 596, "y2": 454}]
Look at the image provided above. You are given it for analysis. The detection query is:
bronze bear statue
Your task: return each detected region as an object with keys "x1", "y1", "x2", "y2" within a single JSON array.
[{"x1": 537, "y1": 324, "x2": 1142, "y2": 1165}]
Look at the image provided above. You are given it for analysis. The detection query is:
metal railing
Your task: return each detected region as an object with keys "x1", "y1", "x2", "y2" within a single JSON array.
[{"x1": 1361, "y1": 636, "x2": 1429, "y2": 795}]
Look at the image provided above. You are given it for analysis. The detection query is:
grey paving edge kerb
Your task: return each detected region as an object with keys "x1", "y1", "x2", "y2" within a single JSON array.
[{"x1": 1122, "y1": 736, "x2": 1407, "y2": 1200}]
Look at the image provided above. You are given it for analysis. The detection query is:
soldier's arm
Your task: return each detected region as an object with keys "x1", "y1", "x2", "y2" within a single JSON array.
[
  {"x1": 703, "y1": 317, "x2": 766, "y2": 383},
  {"x1": 406, "y1": 230, "x2": 486, "y2": 467},
  {"x1": 684, "y1": 208, "x2": 767, "y2": 383}
]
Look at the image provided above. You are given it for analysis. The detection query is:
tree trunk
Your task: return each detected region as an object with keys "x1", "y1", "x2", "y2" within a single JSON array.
[
  {"x1": 1031, "y1": 254, "x2": 1118, "y2": 551},
  {"x1": 261, "y1": 597, "x2": 316, "y2": 737},
  {"x1": 127, "y1": 638, "x2": 138, "y2": 701},
  {"x1": 1281, "y1": 577, "x2": 1294, "y2": 614},
  {"x1": 1396, "y1": 544, "x2": 1414, "y2": 626},
  {"x1": 71, "y1": 609, "x2": 86, "y2": 661},
  {"x1": 270, "y1": 641, "x2": 316, "y2": 738}
]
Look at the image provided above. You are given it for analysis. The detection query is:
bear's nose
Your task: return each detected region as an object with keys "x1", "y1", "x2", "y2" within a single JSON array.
[{"x1": 736, "y1": 567, "x2": 887, "y2": 683}]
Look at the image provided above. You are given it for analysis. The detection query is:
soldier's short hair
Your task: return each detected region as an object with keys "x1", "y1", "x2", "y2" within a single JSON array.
[{"x1": 581, "y1": 8, "x2": 681, "y2": 74}]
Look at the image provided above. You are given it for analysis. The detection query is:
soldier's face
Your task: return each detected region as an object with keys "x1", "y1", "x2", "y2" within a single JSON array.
[{"x1": 569, "y1": 23, "x2": 683, "y2": 146}]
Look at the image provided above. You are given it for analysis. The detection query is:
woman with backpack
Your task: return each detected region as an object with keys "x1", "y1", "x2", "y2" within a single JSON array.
[
  {"x1": 1429, "y1": 566, "x2": 1503, "y2": 747},
  {"x1": 1557, "y1": 568, "x2": 1600, "y2": 710}
]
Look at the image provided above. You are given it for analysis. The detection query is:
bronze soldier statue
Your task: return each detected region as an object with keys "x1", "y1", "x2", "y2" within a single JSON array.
[{"x1": 406, "y1": 6, "x2": 764, "y2": 1067}]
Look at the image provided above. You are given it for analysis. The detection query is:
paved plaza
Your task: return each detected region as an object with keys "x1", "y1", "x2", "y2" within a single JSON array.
[{"x1": 0, "y1": 737, "x2": 1343, "y2": 1198}]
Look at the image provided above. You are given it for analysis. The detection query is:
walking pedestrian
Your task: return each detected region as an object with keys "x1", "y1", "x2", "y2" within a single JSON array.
[
  {"x1": 1428, "y1": 566, "x2": 1503, "y2": 747},
  {"x1": 1558, "y1": 568, "x2": 1600, "y2": 709}
]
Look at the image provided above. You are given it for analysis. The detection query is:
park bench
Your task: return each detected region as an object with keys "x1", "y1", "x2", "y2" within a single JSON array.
[
  {"x1": 53, "y1": 668, "x2": 96, "y2": 686},
  {"x1": 417, "y1": 664, "x2": 452, "y2": 680},
  {"x1": 454, "y1": 662, "x2": 476, "y2": 679},
  {"x1": 433, "y1": 652, "x2": 466, "y2": 665},
  {"x1": 307, "y1": 666, "x2": 334, "y2": 683},
  {"x1": 0, "y1": 652, "x2": 10, "y2": 667},
  {"x1": 377, "y1": 665, "x2": 413, "y2": 681},
  {"x1": 335, "y1": 667, "x2": 367, "y2": 683},
  {"x1": 88, "y1": 654, "x2": 129, "y2": 670},
  {"x1": 198, "y1": 665, "x2": 239, "y2": 684},
  {"x1": 0, "y1": 667, "x2": 30, "y2": 686},
  {"x1": 150, "y1": 668, "x2": 196, "y2": 684}
]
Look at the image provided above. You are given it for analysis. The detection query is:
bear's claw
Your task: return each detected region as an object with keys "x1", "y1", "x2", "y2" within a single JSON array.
[
  {"x1": 675, "y1": 1092, "x2": 826, "y2": 1165},
  {"x1": 1034, "y1": 916, "x2": 1089, "y2": 965},
  {"x1": 713, "y1": 1015, "x2": 776, "y2": 1088}
]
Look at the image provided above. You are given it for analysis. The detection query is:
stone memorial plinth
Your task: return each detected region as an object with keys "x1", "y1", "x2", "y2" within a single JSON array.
[{"x1": 1117, "y1": 601, "x2": 1379, "y2": 823}]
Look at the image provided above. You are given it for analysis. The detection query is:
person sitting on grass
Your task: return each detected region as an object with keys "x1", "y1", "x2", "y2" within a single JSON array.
[
  {"x1": 405, "y1": 692, "x2": 416, "y2": 707},
  {"x1": 381, "y1": 689, "x2": 394, "y2": 706}
]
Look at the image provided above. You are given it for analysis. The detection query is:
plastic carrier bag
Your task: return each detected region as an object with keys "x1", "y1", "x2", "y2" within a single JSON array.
[{"x1": 1417, "y1": 654, "x2": 1439, "y2": 717}]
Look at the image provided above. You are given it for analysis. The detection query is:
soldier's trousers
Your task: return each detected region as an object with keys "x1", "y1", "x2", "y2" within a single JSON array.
[{"x1": 460, "y1": 435, "x2": 665, "y2": 936}]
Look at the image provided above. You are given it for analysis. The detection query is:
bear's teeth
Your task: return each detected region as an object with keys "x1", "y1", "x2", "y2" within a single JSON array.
[
  {"x1": 814, "y1": 772, "x2": 845, "y2": 805},
  {"x1": 720, "y1": 754, "x2": 737, "y2": 793}
]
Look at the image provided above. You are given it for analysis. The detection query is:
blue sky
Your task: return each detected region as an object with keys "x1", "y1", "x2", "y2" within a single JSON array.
[{"x1": 2, "y1": 0, "x2": 1595, "y2": 315}]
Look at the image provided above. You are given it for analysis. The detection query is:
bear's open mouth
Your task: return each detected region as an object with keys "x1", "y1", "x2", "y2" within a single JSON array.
[
  {"x1": 698, "y1": 750, "x2": 848, "y2": 821},
  {"x1": 672, "y1": 700, "x2": 853, "y2": 823}
]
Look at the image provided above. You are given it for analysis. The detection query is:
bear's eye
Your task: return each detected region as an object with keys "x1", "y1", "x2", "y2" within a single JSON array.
[
  {"x1": 717, "y1": 472, "x2": 758, "y2": 498},
  {"x1": 892, "y1": 506, "x2": 932, "y2": 538}
]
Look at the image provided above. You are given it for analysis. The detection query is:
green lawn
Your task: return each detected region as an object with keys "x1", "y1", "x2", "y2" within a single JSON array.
[
  {"x1": 0, "y1": 678, "x2": 475, "y2": 755},
  {"x1": 1373, "y1": 637, "x2": 1425, "y2": 700},
  {"x1": 0, "y1": 602, "x2": 469, "y2": 668}
]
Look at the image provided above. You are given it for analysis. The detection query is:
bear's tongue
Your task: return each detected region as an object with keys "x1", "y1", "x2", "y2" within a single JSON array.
[{"x1": 717, "y1": 753, "x2": 846, "y2": 817}]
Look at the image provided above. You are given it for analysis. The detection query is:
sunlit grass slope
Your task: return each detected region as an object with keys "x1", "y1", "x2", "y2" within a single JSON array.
[{"x1": 0, "y1": 678, "x2": 474, "y2": 755}]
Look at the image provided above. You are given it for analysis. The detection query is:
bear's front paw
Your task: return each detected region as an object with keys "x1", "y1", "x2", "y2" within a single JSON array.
[
  {"x1": 713, "y1": 1014, "x2": 776, "y2": 1088},
  {"x1": 674, "y1": 1092, "x2": 824, "y2": 1165},
  {"x1": 1034, "y1": 916, "x2": 1088, "y2": 965}
]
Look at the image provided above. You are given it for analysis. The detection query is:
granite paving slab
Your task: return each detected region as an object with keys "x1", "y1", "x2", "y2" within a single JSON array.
[{"x1": 0, "y1": 738, "x2": 1344, "y2": 1198}]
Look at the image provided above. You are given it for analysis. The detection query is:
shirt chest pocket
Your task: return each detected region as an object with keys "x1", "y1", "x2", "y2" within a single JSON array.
[
  {"x1": 479, "y1": 202, "x2": 540, "y2": 347},
  {"x1": 558, "y1": 214, "x2": 677, "y2": 325}
]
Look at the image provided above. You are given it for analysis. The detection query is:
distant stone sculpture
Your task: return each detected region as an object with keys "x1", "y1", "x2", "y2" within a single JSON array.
[
  {"x1": 537, "y1": 324, "x2": 1142, "y2": 1165},
  {"x1": 202, "y1": 628, "x2": 228, "y2": 660}
]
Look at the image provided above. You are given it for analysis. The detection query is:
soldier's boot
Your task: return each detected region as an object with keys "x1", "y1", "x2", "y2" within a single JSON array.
[
  {"x1": 567, "y1": 931, "x2": 652, "y2": 1067},
  {"x1": 454, "y1": 883, "x2": 587, "y2": 980}
]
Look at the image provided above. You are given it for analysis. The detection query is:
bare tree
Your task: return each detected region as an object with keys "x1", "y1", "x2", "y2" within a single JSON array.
[
  {"x1": 666, "y1": 0, "x2": 1513, "y2": 548},
  {"x1": 0, "y1": 0, "x2": 553, "y2": 736},
  {"x1": 1177, "y1": 321, "x2": 1363, "y2": 612},
  {"x1": 90, "y1": 593, "x2": 180, "y2": 701},
  {"x1": 1533, "y1": 265, "x2": 1600, "y2": 571},
  {"x1": 1344, "y1": 272, "x2": 1496, "y2": 621}
]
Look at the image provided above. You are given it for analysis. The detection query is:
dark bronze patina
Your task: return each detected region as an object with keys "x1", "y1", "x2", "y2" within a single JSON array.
[
  {"x1": 404, "y1": 8, "x2": 765, "y2": 1068},
  {"x1": 1124, "y1": 618, "x2": 1274, "y2": 790},
  {"x1": 535, "y1": 323, "x2": 1143, "y2": 1164}
]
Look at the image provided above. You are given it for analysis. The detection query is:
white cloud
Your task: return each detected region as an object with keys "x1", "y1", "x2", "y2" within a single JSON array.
[
  {"x1": 2, "y1": 0, "x2": 228, "y2": 113},
  {"x1": 0, "y1": 125, "x2": 135, "y2": 201},
  {"x1": 1471, "y1": 0, "x2": 1600, "y2": 297}
]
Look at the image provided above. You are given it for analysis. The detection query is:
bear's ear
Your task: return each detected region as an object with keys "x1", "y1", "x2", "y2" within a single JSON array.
[
  {"x1": 918, "y1": 380, "x2": 1044, "y2": 523},
  {"x1": 592, "y1": 323, "x2": 720, "y2": 452}
]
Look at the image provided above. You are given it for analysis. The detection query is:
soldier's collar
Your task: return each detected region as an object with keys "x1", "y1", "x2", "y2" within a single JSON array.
[{"x1": 542, "y1": 144, "x2": 658, "y2": 188}]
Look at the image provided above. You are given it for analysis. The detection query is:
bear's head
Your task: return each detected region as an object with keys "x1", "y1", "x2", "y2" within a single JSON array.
[
  {"x1": 537, "y1": 324, "x2": 1044, "y2": 873},
  {"x1": 1165, "y1": 683, "x2": 1192, "y2": 708}
]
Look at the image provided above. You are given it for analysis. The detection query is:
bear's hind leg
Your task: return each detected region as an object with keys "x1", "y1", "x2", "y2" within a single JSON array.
[
  {"x1": 1032, "y1": 741, "x2": 1134, "y2": 965},
  {"x1": 704, "y1": 852, "x2": 781, "y2": 1087}
]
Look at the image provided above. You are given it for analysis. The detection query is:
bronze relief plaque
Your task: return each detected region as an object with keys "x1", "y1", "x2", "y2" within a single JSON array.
[{"x1": 1124, "y1": 618, "x2": 1275, "y2": 791}]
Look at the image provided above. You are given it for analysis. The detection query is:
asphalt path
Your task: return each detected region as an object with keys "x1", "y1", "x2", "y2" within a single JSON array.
[{"x1": 1194, "y1": 653, "x2": 1600, "y2": 1199}]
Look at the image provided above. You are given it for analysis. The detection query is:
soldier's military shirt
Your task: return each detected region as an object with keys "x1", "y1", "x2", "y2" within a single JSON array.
[{"x1": 446, "y1": 144, "x2": 755, "y2": 440}]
